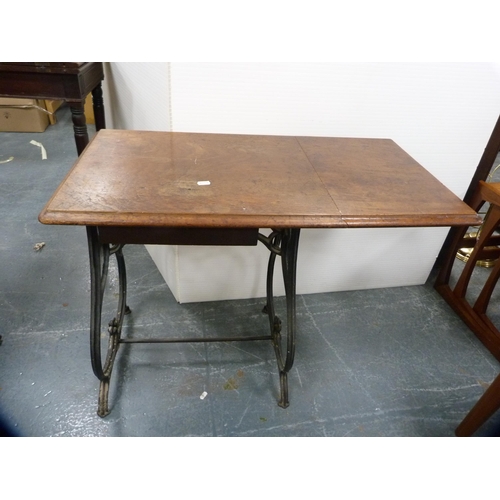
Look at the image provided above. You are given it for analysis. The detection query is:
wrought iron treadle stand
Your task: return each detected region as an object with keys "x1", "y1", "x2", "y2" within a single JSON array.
[{"x1": 86, "y1": 226, "x2": 301, "y2": 417}]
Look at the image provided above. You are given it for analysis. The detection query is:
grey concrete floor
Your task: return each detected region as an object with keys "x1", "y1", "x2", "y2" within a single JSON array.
[{"x1": 1, "y1": 105, "x2": 500, "y2": 437}]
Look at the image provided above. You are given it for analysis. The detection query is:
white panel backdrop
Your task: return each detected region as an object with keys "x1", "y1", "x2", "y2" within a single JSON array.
[
  {"x1": 103, "y1": 62, "x2": 500, "y2": 302},
  {"x1": 103, "y1": 62, "x2": 171, "y2": 131}
]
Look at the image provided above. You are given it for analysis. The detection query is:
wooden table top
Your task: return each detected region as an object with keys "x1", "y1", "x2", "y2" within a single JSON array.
[{"x1": 39, "y1": 129, "x2": 480, "y2": 229}]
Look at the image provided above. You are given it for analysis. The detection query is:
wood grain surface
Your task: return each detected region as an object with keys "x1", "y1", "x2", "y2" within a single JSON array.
[{"x1": 39, "y1": 129, "x2": 480, "y2": 229}]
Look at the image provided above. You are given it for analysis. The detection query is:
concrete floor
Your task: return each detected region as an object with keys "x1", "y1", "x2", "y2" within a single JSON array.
[{"x1": 1, "y1": 105, "x2": 500, "y2": 437}]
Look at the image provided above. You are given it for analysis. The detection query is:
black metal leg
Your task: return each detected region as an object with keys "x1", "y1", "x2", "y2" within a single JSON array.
[
  {"x1": 259, "y1": 229, "x2": 300, "y2": 408},
  {"x1": 87, "y1": 227, "x2": 130, "y2": 417}
]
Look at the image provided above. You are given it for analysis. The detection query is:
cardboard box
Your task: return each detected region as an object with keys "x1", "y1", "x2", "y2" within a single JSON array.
[{"x1": 0, "y1": 98, "x2": 50, "y2": 132}]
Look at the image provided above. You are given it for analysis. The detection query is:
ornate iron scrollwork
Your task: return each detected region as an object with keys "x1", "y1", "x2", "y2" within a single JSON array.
[
  {"x1": 87, "y1": 227, "x2": 130, "y2": 417},
  {"x1": 259, "y1": 228, "x2": 300, "y2": 408},
  {"x1": 86, "y1": 226, "x2": 301, "y2": 416}
]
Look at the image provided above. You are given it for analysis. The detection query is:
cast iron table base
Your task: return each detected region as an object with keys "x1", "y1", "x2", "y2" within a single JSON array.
[{"x1": 87, "y1": 226, "x2": 300, "y2": 417}]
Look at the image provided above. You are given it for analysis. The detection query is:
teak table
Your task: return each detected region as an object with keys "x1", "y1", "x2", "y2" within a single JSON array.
[{"x1": 39, "y1": 129, "x2": 480, "y2": 417}]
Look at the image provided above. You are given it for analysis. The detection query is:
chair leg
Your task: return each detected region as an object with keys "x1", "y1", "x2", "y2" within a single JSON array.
[{"x1": 456, "y1": 372, "x2": 500, "y2": 436}]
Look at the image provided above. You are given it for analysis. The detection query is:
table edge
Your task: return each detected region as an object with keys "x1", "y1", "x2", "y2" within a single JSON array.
[{"x1": 38, "y1": 210, "x2": 480, "y2": 229}]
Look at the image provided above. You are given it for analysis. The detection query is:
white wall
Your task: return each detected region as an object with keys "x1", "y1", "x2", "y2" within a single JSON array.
[
  {"x1": 102, "y1": 62, "x2": 500, "y2": 302},
  {"x1": 103, "y1": 62, "x2": 171, "y2": 131}
]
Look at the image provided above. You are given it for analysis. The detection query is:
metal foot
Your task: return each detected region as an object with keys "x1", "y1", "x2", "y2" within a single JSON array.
[
  {"x1": 97, "y1": 378, "x2": 111, "y2": 417},
  {"x1": 278, "y1": 372, "x2": 290, "y2": 408}
]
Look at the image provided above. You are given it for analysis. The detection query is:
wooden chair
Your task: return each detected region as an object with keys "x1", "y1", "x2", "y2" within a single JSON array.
[
  {"x1": 435, "y1": 113, "x2": 500, "y2": 361},
  {"x1": 435, "y1": 181, "x2": 500, "y2": 435},
  {"x1": 436, "y1": 182, "x2": 500, "y2": 359},
  {"x1": 434, "y1": 114, "x2": 500, "y2": 435}
]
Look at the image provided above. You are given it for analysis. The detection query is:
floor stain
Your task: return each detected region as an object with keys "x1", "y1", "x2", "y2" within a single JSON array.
[
  {"x1": 224, "y1": 378, "x2": 239, "y2": 390},
  {"x1": 177, "y1": 373, "x2": 206, "y2": 396},
  {"x1": 224, "y1": 370, "x2": 245, "y2": 390}
]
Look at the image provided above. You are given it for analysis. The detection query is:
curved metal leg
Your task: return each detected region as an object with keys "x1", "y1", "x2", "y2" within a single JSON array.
[
  {"x1": 260, "y1": 229, "x2": 300, "y2": 408},
  {"x1": 87, "y1": 227, "x2": 130, "y2": 417}
]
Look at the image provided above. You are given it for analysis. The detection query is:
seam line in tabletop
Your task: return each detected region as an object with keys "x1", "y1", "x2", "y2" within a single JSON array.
[{"x1": 295, "y1": 137, "x2": 346, "y2": 222}]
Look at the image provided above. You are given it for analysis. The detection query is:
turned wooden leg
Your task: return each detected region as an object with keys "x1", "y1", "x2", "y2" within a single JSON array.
[
  {"x1": 91, "y1": 83, "x2": 106, "y2": 131},
  {"x1": 69, "y1": 102, "x2": 89, "y2": 156}
]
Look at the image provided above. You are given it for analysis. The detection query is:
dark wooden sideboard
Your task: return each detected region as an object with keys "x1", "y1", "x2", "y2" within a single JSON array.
[{"x1": 0, "y1": 62, "x2": 106, "y2": 155}]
